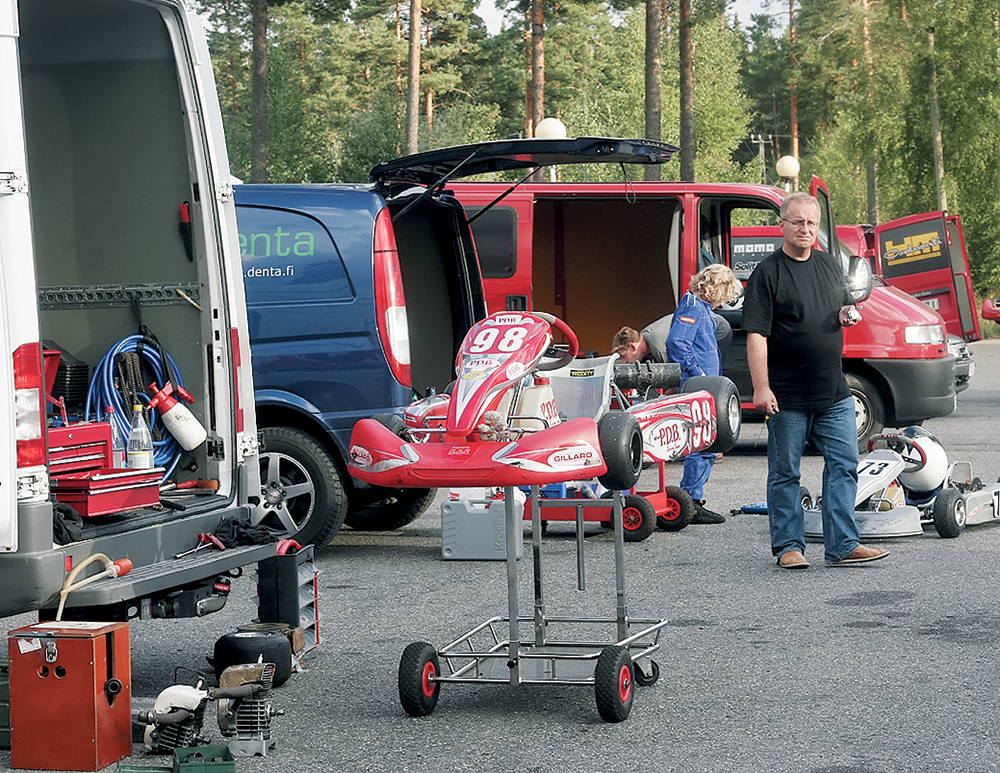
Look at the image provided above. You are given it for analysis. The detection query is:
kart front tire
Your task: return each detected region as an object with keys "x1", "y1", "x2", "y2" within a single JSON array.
[
  {"x1": 933, "y1": 487, "x2": 967, "y2": 539},
  {"x1": 597, "y1": 412, "x2": 643, "y2": 492},
  {"x1": 680, "y1": 376, "x2": 741, "y2": 454}
]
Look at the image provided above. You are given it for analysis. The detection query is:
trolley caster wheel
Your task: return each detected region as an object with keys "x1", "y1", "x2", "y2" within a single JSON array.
[
  {"x1": 633, "y1": 659, "x2": 660, "y2": 687},
  {"x1": 399, "y1": 641, "x2": 441, "y2": 717},
  {"x1": 595, "y1": 645, "x2": 634, "y2": 722}
]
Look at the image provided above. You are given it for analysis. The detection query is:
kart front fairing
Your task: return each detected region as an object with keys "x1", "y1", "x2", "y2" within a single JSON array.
[
  {"x1": 629, "y1": 392, "x2": 718, "y2": 463},
  {"x1": 348, "y1": 415, "x2": 605, "y2": 488}
]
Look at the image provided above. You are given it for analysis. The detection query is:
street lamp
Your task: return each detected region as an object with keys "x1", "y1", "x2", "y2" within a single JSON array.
[
  {"x1": 535, "y1": 118, "x2": 566, "y2": 181},
  {"x1": 775, "y1": 155, "x2": 800, "y2": 192}
]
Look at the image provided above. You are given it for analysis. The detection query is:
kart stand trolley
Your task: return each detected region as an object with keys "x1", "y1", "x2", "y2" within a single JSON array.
[{"x1": 398, "y1": 486, "x2": 667, "y2": 723}]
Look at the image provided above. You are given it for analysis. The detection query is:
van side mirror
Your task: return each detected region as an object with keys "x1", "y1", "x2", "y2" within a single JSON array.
[{"x1": 846, "y1": 255, "x2": 873, "y2": 304}]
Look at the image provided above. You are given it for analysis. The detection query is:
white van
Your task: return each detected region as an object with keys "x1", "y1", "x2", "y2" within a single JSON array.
[{"x1": 0, "y1": 0, "x2": 267, "y2": 619}]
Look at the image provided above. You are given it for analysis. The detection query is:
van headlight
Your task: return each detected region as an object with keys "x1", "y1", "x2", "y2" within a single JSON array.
[{"x1": 904, "y1": 324, "x2": 945, "y2": 345}]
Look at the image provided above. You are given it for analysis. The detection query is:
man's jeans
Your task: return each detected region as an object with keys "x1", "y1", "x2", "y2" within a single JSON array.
[
  {"x1": 766, "y1": 396, "x2": 860, "y2": 564},
  {"x1": 680, "y1": 452, "x2": 715, "y2": 501}
]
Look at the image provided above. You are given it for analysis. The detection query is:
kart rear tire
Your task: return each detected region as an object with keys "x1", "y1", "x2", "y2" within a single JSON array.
[
  {"x1": 657, "y1": 485, "x2": 695, "y2": 531},
  {"x1": 680, "y1": 376, "x2": 741, "y2": 454},
  {"x1": 595, "y1": 645, "x2": 634, "y2": 723},
  {"x1": 932, "y1": 487, "x2": 967, "y2": 539},
  {"x1": 619, "y1": 494, "x2": 656, "y2": 542},
  {"x1": 399, "y1": 642, "x2": 441, "y2": 717},
  {"x1": 597, "y1": 411, "x2": 643, "y2": 491}
]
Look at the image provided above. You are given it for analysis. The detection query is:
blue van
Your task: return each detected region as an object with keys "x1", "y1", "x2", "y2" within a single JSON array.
[{"x1": 236, "y1": 138, "x2": 676, "y2": 545}]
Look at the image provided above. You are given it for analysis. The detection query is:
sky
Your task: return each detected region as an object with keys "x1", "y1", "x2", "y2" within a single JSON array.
[{"x1": 474, "y1": 0, "x2": 778, "y2": 35}]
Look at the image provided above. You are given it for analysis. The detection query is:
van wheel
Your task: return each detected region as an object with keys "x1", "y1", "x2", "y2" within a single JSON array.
[
  {"x1": 846, "y1": 373, "x2": 884, "y2": 451},
  {"x1": 345, "y1": 488, "x2": 436, "y2": 531},
  {"x1": 680, "y1": 376, "x2": 741, "y2": 454},
  {"x1": 253, "y1": 427, "x2": 348, "y2": 546}
]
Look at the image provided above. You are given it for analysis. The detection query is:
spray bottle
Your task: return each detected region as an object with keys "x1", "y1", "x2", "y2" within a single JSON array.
[{"x1": 147, "y1": 381, "x2": 208, "y2": 451}]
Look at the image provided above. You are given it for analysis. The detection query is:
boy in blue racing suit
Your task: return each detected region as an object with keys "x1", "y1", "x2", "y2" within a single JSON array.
[{"x1": 665, "y1": 264, "x2": 743, "y2": 523}]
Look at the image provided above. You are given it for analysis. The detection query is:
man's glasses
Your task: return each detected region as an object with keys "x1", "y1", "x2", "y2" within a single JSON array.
[{"x1": 783, "y1": 218, "x2": 820, "y2": 230}]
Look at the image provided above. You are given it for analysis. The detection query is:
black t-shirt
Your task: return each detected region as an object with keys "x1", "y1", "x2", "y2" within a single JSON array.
[{"x1": 742, "y1": 248, "x2": 851, "y2": 409}]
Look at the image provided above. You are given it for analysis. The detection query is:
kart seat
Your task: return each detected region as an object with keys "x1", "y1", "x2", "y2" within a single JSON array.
[{"x1": 544, "y1": 354, "x2": 618, "y2": 423}]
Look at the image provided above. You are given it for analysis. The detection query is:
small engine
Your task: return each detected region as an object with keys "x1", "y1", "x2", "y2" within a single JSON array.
[
  {"x1": 216, "y1": 662, "x2": 283, "y2": 756},
  {"x1": 137, "y1": 683, "x2": 210, "y2": 753}
]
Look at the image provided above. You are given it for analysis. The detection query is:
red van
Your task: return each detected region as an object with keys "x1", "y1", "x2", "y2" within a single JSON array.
[
  {"x1": 837, "y1": 212, "x2": 977, "y2": 393},
  {"x1": 454, "y1": 178, "x2": 956, "y2": 445}
]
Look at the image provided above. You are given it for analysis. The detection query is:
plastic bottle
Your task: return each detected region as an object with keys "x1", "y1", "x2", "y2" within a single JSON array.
[
  {"x1": 126, "y1": 404, "x2": 154, "y2": 469},
  {"x1": 105, "y1": 406, "x2": 127, "y2": 468}
]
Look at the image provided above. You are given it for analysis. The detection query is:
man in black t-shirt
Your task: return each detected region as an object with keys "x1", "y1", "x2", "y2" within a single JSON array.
[{"x1": 742, "y1": 192, "x2": 889, "y2": 569}]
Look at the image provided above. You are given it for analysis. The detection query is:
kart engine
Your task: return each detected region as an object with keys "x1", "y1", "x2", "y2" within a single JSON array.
[
  {"x1": 217, "y1": 662, "x2": 283, "y2": 756},
  {"x1": 137, "y1": 683, "x2": 210, "y2": 753}
]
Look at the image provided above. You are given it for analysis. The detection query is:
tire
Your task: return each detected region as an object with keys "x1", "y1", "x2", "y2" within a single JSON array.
[
  {"x1": 345, "y1": 488, "x2": 436, "y2": 531},
  {"x1": 846, "y1": 373, "x2": 885, "y2": 452},
  {"x1": 213, "y1": 629, "x2": 293, "y2": 687},
  {"x1": 399, "y1": 642, "x2": 441, "y2": 717},
  {"x1": 680, "y1": 376, "x2": 741, "y2": 453},
  {"x1": 595, "y1": 645, "x2": 634, "y2": 723},
  {"x1": 345, "y1": 415, "x2": 435, "y2": 530},
  {"x1": 253, "y1": 426, "x2": 348, "y2": 546},
  {"x1": 633, "y1": 660, "x2": 660, "y2": 687},
  {"x1": 619, "y1": 494, "x2": 657, "y2": 542},
  {"x1": 657, "y1": 485, "x2": 695, "y2": 531},
  {"x1": 597, "y1": 411, "x2": 643, "y2": 491},
  {"x1": 932, "y1": 487, "x2": 967, "y2": 539}
]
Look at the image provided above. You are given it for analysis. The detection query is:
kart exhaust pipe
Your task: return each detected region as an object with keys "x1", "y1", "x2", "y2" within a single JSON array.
[{"x1": 613, "y1": 362, "x2": 681, "y2": 392}]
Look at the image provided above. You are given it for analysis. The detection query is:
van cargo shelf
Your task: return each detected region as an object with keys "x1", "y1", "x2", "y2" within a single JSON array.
[{"x1": 38, "y1": 283, "x2": 201, "y2": 310}]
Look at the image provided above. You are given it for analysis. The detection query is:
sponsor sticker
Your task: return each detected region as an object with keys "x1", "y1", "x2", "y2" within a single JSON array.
[
  {"x1": 506, "y1": 361, "x2": 526, "y2": 380},
  {"x1": 547, "y1": 445, "x2": 598, "y2": 469},
  {"x1": 349, "y1": 446, "x2": 373, "y2": 468}
]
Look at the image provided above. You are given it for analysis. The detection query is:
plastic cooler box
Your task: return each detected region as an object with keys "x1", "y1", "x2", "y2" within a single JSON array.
[{"x1": 441, "y1": 488, "x2": 525, "y2": 561}]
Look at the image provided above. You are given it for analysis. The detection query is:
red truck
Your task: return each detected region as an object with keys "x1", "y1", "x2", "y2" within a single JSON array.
[{"x1": 454, "y1": 177, "x2": 956, "y2": 445}]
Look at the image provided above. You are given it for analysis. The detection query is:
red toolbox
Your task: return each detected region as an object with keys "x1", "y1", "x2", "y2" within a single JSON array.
[
  {"x1": 47, "y1": 422, "x2": 113, "y2": 476},
  {"x1": 9, "y1": 621, "x2": 131, "y2": 771},
  {"x1": 52, "y1": 468, "x2": 163, "y2": 517}
]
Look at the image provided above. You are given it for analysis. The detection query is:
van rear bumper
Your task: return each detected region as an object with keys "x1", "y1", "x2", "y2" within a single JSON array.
[{"x1": 865, "y1": 354, "x2": 956, "y2": 426}]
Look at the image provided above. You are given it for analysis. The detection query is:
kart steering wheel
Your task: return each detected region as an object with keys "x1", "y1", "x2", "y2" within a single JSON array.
[
  {"x1": 532, "y1": 312, "x2": 580, "y2": 371},
  {"x1": 867, "y1": 432, "x2": 927, "y2": 472}
]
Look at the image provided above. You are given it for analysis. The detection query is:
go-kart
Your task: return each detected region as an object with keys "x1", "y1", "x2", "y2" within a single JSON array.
[
  {"x1": 347, "y1": 312, "x2": 738, "y2": 505},
  {"x1": 803, "y1": 426, "x2": 1000, "y2": 539},
  {"x1": 982, "y1": 297, "x2": 1000, "y2": 321}
]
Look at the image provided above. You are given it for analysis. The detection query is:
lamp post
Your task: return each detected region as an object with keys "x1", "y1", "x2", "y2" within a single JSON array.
[
  {"x1": 535, "y1": 118, "x2": 566, "y2": 182},
  {"x1": 775, "y1": 155, "x2": 800, "y2": 192}
]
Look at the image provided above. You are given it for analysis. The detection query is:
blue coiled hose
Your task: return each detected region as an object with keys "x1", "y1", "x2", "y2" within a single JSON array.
[{"x1": 85, "y1": 334, "x2": 186, "y2": 479}]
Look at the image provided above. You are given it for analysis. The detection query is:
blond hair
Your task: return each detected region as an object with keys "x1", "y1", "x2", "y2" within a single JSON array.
[{"x1": 689, "y1": 263, "x2": 743, "y2": 306}]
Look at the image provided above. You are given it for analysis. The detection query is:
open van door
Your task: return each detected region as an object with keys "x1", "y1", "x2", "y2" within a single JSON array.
[
  {"x1": 874, "y1": 211, "x2": 980, "y2": 342},
  {"x1": 0, "y1": 238, "x2": 15, "y2": 552}
]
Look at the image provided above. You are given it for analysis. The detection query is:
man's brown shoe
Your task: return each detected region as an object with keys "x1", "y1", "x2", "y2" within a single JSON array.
[
  {"x1": 832, "y1": 545, "x2": 889, "y2": 565},
  {"x1": 777, "y1": 550, "x2": 809, "y2": 569}
]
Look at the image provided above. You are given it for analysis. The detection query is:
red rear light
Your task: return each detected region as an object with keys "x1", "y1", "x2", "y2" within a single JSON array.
[
  {"x1": 231, "y1": 328, "x2": 245, "y2": 433},
  {"x1": 14, "y1": 343, "x2": 46, "y2": 468},
  {"x1": 373, "y1": 207, "x2": 411, "y2": 388}
]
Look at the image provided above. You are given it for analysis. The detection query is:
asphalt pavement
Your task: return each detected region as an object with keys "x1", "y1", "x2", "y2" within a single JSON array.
[{"x1": 4, "y1": 340, "x2": 1000, "y2": 773}]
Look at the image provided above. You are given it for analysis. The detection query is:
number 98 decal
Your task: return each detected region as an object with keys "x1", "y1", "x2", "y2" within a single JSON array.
[{"x1": 468, "y1": 326, "x2": 528, "y2": 354}]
